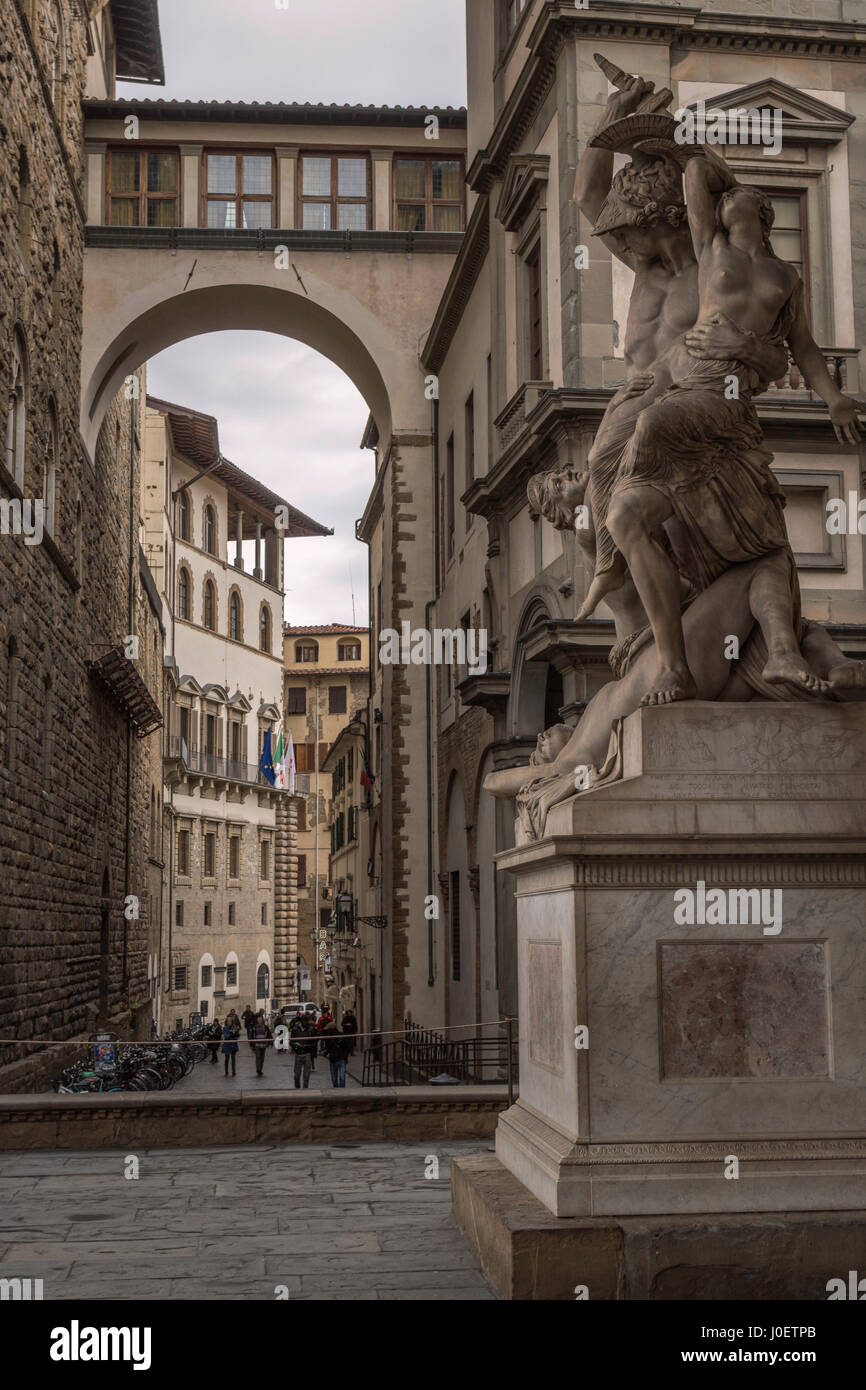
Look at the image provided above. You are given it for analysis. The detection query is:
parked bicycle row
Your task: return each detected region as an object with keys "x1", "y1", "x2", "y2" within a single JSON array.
[{"x1": 52, "y1": 1029, "x2": 210, "y2": 1093}]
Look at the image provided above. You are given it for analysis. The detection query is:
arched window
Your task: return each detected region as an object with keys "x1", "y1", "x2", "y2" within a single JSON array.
[
  {"x1": 260, "y1": 605, "x2": 271, "y2": 653},
  {"x1": 256, "y1": 963, "x2": 270, "y2": 1002},
  {"x1": 44, "y1": 398, "x2": 58, "y2": 536},
  {"x1": 203, "y1": 579, "x2": 216, "y2": 631},
  {"x1": 295, "y1": 641, "x2": 319, "y2": 664},
  {"x1": 177, "y1": 567, "x2": 190, "y2": 621},
  {"x1": 45, "y1": 1, "x2": 66, "y2": 107},
  {"x1": 17, "y1": 150, "x2": 31, "y2": 258},
  {"x1": 229, "y1": 590, "x2": 241, "y2": 642},
  {"x1": 6, "y1": 330, "x2": 27, "y2": 488},
  {"x1": 177, "y1": 489, "x2": 190, "y2": 541},
  {"x1": 204, "y1": 504, "x2": 217, "y2": 555}
]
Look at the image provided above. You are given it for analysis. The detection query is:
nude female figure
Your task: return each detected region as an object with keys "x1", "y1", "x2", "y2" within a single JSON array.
[{"x1": 575, "y1": 147, "x2": 862, "y2": 706}]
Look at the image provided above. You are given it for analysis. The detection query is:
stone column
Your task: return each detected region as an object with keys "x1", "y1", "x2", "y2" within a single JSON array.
[
  {"x1": 85, "y1": 143, "x2": 106, "y2": 225},
  {"x1": 179, "y1": 144, "x2": 203, "y2": 228},
  {"x1": 274, "y1": 794, "x2": 300, "y2": 1005},
  {"x1": 371, "y1": 149, "x2": 393, "y2": 231},
  {"x1": 276, "y1": 146, "x2": 299, "y2": 229},
  {"x1": 254, "y1": 523, "x2": 263, "y2": 580},
  {"x1": 234, "y1": 509, "x2": 244, "y2": 570}
]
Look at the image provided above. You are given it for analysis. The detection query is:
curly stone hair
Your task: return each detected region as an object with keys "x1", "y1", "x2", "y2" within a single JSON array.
[{"x1": 593, "y1": 156, "x2": 687, "y2": 238}]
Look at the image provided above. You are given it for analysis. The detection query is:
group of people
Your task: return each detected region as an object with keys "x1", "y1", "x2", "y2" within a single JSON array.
[
  {"x1": 289, "y1": 1009, "x2": 357, "y2": 1090},
  {"x1": 204, "y1": 1005, "x2": 358, "y2": 1088},
  {"x1": 206, "y1": 1007, "x2": 271, "y2": 1077}
]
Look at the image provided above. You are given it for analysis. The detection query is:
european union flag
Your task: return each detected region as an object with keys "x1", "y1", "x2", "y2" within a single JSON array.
[{"x1": 259, "y1": 728, "x2": 277, "y2": 787}]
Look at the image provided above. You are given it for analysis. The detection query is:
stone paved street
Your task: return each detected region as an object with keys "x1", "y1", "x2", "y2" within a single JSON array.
[
  {"x1": 173, "y1": 1043, "x2": 363, "y2": 1094},
  {"x1": 0, "y1": 1142, "x2": 496, "y2": 1300}
]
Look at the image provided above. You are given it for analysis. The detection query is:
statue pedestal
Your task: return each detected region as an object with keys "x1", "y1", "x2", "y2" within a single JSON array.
[{"x1": 494, "y1": 701, "x2": 866, "y2": 1217}]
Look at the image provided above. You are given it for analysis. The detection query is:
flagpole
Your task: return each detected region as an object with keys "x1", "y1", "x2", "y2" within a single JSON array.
[{"x1": 314, "y1": 680, "x2": 321, "y2": 1009}]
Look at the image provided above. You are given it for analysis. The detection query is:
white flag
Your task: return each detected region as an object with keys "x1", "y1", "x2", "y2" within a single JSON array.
[{"x1": 286, "y1": 730, "x2": 296, "y2": 795}]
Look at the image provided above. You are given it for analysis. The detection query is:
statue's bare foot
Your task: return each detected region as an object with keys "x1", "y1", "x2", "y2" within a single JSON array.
[
  {"x1": 763, "y1": 653, "x2": 831, "y2": 696},
  {"x1": 827, "y1": 659, "x2": 866, "y2": 692},
  {"x1": 640, "y1": 665, "x2": 698, "y2": 707}
]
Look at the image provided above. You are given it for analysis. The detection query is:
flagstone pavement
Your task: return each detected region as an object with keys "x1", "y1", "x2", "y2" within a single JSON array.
[
  {"x1": 174, "y1": 1041, "x2": 364, "y2": 1093},
  {"x1": 0, "y1": 1141, "x2": 496, "y2": 1300}
]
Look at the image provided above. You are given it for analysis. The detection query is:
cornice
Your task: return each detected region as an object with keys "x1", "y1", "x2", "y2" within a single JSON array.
[
  {"x1": 469, "y1": 1, "x2": 866, "y2": 193},
  {"x1": 421, "y1": 195, "x2": 491, "y2": 373}
]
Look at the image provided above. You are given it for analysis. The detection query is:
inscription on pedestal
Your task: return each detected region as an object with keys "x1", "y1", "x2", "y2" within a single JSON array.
[
  {"x1": 660, "y1": 942, "x2": 829, "y2": 1080},
  {"x1": 528, "y1": 941, "x2": 563, "y2": 1074}
]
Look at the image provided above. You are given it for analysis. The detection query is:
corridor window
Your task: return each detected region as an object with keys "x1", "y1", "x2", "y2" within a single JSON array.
[
  {"x1": 300, "y1": 154, "x2": 370, "y2": 231},
  {"x1": 296, "y1": 642, "x2": 319, "y2": 663},
  {"x1": 226, "y1": 962, "x2": 237, "y2": 986},
  {"x1": 203, "y1": 833, "x2": 216, "y2": 877},
  {"x1": 338, "y1": 642, "x2": 361, "y2": 661},
  {"x1": 506, "y1": 0, "x2": 530, "y2": 35},
  {"x1": 768, "y1": 190, "x2": 810, "y2": 312},
  {"x1": 205, "y1": 152, "x2": 274, "y2": 229},
  {"x1": 395, "y1": 158, "x2": 464, "y2": 232},
  {"x1": 329, "y1": 685, "x2": 347, "y2": 715},
  {"x1": 106, "y1": 150, "x2": 179, "y2": 227},
  {"x1": 176, "y1": 829, "x2": 190, "y2": 876},
  {"x1": 526, "y1": 244, "x2": 543, "y2": 379}
]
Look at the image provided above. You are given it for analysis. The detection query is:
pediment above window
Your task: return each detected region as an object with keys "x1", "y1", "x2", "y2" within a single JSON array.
[
  {"x1": 496, "y1": 154, "x2": 550, "y2": 232},
  {"x1": 679, "y1": 79, "x2": 853, "y2": 145}
]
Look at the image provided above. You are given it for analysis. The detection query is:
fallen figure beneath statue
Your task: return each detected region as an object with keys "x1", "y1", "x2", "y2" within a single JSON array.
[{"x1": 484, "y1": 552, "x2": 866, "y2": 840}]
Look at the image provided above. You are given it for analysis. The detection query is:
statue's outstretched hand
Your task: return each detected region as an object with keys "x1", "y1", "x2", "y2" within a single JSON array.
[{"x1": 829, "y1": 395, "x2": 863, "y2": 447}]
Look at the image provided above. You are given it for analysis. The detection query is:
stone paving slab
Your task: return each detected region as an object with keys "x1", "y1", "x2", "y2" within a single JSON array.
[{"x1": 0, "y1": 1140, "x2": 496, "y2": 1301}]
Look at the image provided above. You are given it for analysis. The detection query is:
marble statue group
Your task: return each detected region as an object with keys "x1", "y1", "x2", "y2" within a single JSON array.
[{"x1": 486, "y1": 57, "x2": 866, "y2": 840}]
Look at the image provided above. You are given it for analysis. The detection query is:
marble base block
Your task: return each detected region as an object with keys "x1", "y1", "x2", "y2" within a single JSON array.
[{"x1": 494, "y1": 702, "x2": 866, "y2": 1217}]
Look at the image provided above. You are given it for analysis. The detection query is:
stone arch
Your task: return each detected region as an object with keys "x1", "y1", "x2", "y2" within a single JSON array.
[
  {"x1": 81, "y1": 276, "x2": 426, "y2": 458},
  {"x1": 510, "y1": 590, "x2": 563, "y2": 740}
]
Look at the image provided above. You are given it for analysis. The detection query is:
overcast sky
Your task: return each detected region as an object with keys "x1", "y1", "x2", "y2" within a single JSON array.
[{"x1": 122, "y1": 1, "x2": 467, "y2": 628}]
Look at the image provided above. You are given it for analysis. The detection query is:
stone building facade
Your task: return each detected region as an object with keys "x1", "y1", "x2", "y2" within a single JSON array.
[
  {"x1": 142, "y1": 398, "x2": 329, "y2": 1029},
  {"x1": 0, "y1": 0, "x2": 164, "y2": 1091},
  {"x1": 279, "y1": 624, "x2": 369, "y2": 1007}
]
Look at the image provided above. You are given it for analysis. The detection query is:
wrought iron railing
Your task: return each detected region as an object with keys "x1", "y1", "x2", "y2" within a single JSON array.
[
  {"x1": 359, "y1": 1019, "x2": 518, "y2": 1096},
  {"x1": 165, "y1": 736, "x2": 266, "y2": 786}
]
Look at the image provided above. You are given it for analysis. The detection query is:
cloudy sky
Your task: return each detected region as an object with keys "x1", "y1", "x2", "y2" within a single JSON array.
[{"x1": 120, "y1": 0, "x2": 467, "y2": 628}]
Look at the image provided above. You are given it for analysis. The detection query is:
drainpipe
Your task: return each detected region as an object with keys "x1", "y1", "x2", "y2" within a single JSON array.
[
  {"x1": 123, "y1": 389, "x2": 136, "y2": 1004},
  {"x1": 425, "y1": 397, "x2": 441, "y2": 988}
]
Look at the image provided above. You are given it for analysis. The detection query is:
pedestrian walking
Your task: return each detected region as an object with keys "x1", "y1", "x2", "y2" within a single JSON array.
[
  {"x1": 290, "y1": 1013, "x2": 316, "y2": 1089},
  {"x1": 242, "y1": 1004, "x2": 256, "y2": 1053},
  {"x1": 222, "y1": 1017, "x2": 240, "y2": 1077},
  {"x1": 320, "y1": 1021, "x2": 351, "y2": 1088},
  {"x1": 252, "y1": 1010, "x2": 271, "y2": 1077},
  {"x1": 209, "y1": 1016, "x2": 222, "y2": 1064},
  {"x1": 341, "y1": 1010, "x2": 358, "y2": 1057}
]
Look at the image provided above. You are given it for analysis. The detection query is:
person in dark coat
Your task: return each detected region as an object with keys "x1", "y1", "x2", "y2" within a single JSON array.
[
  {"x1": 320, "y1": 1023, "x2": 352, "y2": 1088},
  {"x1": 290, "y1": 1014, "x2": 316, "y2": 1089},
  {"x1": 222, "y1": 1017, "x2": 240, "y2": 1077},
  {"x1": 252, "y1": 1010, "x2": 272, "y2": 1077},
  {"x1": 341, "y1": 1011, "x2": 358, "y2": 1057},
  {"x1": 242, "y1": 1005, "x2": 256, "y2": 1053},
  {"x1": 209, "y1": 1017, "x2": 222, "y2": 1064}
]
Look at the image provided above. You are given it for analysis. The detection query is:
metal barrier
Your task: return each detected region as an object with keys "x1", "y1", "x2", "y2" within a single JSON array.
[{"x1": 359, "y1": 1019, "x2": 517, "y2": 1098}]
